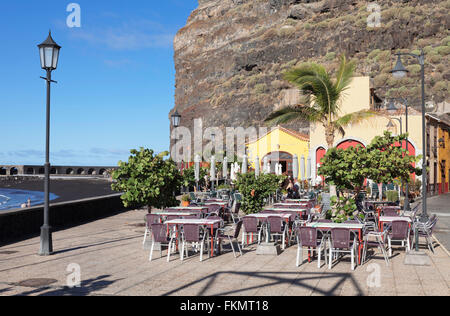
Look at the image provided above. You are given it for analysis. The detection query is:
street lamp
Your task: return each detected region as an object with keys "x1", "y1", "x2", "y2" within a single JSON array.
[
  {"x1": 171, "y1": 110, "x2": 181, "y2": 169},
  {"x1": 386, "y1": 117, "x2": 402, "y2": 135},
  {"x1": 210, "y1": 133, "x2": 216, "y2": 191},
  {"x1": 391, "y1": 49, "x2": 428, "y2": 252},
  {"x1": 38, "y1": 31, "x2": 61, "y2": 256},
  {"x1": 171, "y1": 110, "x2": 181, "y2": 128},
  {"x1": 386, "y1": 97, "x2": 411, "y2": 212}
]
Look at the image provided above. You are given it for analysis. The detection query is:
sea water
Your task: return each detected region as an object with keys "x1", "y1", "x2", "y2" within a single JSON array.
[{"x1": 0, "y1": 189, "x2": 59, "y2": 211}]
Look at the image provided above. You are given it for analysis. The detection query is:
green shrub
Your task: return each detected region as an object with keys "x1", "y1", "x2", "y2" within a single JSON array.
[
  {"x1": 111, "y1": 148, "x2": 182, "y2": 210},
  {"x1": 235, "y1": 173, "x2": 286, "y2": 214},
  {"x1": 327, "y1": 196, "x2": 363, "y2": 223}
]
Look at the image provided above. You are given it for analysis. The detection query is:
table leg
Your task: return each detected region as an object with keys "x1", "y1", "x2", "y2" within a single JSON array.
[
  {"x1": 210, "y1": 225, "x2": 214, "y2": 257},
  {"x1": 358, "y1": 229, "x2": 362, "y2": 265}
]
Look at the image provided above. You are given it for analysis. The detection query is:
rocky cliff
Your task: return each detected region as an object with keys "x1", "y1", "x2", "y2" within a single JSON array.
[{"x1": 172, "y1": 0, "x2": 449, "y2": 139}]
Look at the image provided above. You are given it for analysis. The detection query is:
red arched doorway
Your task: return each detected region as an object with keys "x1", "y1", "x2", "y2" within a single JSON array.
[
  {"x1": 316, "y1": 147, "x2": 327, "y2": 181},
  {"x1": 337, "y1": 139, "x2": 366, "y2": 150},
  {"x1": 393, "y1": 140, "x2": 417, "y2": 181}
]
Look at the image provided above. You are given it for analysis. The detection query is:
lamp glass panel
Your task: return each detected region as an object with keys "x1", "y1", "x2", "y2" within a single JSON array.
[
  {"x1": 52, "y1": 48, "x2": 60, "y2": 69},
  {"x1": 393, "y1": 70, "x2": 407, "y2": 79},
  {"x1": 44, "y1": 47, "x2": 53, "y2": 68},
  {"x1": 39, "y1": 47, "x2": 45, "y2": 69}
]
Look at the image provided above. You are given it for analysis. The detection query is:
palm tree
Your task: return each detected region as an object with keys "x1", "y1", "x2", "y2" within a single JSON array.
[{"x1": 265, "y1": 55, "x2": 376, "y2": 149}]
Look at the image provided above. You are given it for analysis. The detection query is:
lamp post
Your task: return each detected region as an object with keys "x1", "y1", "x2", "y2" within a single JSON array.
[
  {"x1": 38, "y1": 31, "x2": 61, "y2": 256},
  {"x1": 387, "y1": 98, "x2": 411, "y2": 211},
  {"x1": 171, "y1": 110, "x2": 181, "y2": 169},
  {"x1": 391, "y1": 49, "x2": 428, "y2": 252},
  {"x1": 211, "y1": 133, "x2": 216, "y2": 192}
]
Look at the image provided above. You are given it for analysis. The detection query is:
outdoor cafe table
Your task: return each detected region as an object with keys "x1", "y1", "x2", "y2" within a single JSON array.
[
  {"x1": 164, "y1": 218, "x2": 223, "y2": 257},
  {"x1": 201, "y1": 202, "x2": 228, "y2": 206},
  {"x1": 306, "y1": 222, "x2": 365, "y2": 265},
  {"x1": 274, "y1": 203, "x2": 313, "y2": 208},
  {"x1": 264, "y1": 207, "x2": 310, "y2": 217},
  {"x1": 378, "y1": 216, "x2": 412, "y2": 232},
  {"x1": 153, "y1": 211, "x2": 198, "y2": 218}
]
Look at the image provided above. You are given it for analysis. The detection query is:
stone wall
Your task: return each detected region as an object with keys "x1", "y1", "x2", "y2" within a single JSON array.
[{"x1": 0, "y1": 194, "x2": 126, "y2": 245}]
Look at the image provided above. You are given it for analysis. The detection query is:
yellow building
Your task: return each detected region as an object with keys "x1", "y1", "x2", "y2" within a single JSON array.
[
  {"x1": 309, "y1": 76, "x2": 424, "y2": 182},
  {"x1": 427, "y1": 112, "x2": 450, "y2": 195},
  {"x1": 246, "y1": 126, "x2": 309, "y2": 177}
]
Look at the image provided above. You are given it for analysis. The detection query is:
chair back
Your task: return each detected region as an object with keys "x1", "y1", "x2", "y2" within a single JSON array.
[
  {"x1": 183, "y1": 224, "x2": 201, "y2": 242},
  {"x1": 297, "y1": 227, "x2": 318, "y2": 248},
  {"x1": 321, "y1": 193, "x2": 331, "y2": 212},
  {"x1": 146, "y1": 214, "x2": 160, "y2": 227},
  {"x1": 382, "y1": 208, "x2": 399, "y2": 217},
  {"x1": 151, "y1": 223, "x2": 168, "y2": 243},
  {"x1": 233, "y1": 221, "x2": 243, "y2": 239},
  {"x1": 281, "y1": 211, "x2": 297, "y2": 222},
  {"x1": 267, "y1": 216, "x2": 283, "y2": 233},
  {"x1": 391, "y1": 221, "x2": 410, "y2": 239},
  {"x1": 331, "y1": 228, "x2": 351, "y2": 249},
  {"x1": 233, "y1": 202, "x2": 241, "y2": 215},
  {"x1": 243, "y1": 217, "x2": 258, "y2": 233}
]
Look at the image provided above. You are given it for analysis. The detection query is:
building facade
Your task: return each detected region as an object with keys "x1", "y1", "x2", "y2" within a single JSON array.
[
  {"x1": 309, "y1": 76, "x2": 423, "y2": 184},
  {"x1": 246, "y1": 126, "x2": 309, "y2": 177},
  {"x1": 426, "y1": 112, "x2": 450, "y2": 196}
]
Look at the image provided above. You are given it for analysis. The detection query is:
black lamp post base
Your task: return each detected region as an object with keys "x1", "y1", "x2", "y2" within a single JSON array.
[{"x1": 39, "y1": 225, "x2": 53, "y2": 256}]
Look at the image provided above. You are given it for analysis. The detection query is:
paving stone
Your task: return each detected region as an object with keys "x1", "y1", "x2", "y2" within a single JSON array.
[{"x1": 0, "y1": 209, "x2": 448, "y2": 296}]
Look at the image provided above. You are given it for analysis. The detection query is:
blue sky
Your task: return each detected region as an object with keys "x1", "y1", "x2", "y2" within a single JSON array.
[{"x1": 0, "y1": 0, "x2": 197, "y2": 166}]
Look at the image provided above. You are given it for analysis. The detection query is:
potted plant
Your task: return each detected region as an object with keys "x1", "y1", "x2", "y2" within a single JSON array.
[{"x1": 181, "y1": 194, "x2": 191, "y2": 207}]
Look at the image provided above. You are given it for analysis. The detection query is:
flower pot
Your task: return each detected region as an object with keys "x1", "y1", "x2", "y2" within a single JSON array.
[{"x1": 181, "y1": 201, "x2": 190, "y2": 207}]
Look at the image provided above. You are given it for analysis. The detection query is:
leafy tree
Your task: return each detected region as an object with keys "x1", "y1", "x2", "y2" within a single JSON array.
[
  {"x1": 181, "y1": 165, "x2": 209, "y2": 190},
  {"x1": 319, "y1": 146, "x2": 368, "y2": 193},
  {"x1": 235, "y1": 173, "x2": 286, "y2": 214},
  {"x1": 319, "y1": 132, "x2": 422, "y2": 197},
  {"x1": 265, "y1": 54, "x2": 376, "y2": 148},
  {"x1": 111, "y1": 148, "x2": 182, "y2": 211},
  {"x1": 365, "y1": 131, "x2": 422, "y2": 185},
  {"x1": 327, "y1": 196, "x2": 363, "y2": 223}
]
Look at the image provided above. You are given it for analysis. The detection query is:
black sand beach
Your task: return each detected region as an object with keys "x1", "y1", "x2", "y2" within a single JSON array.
[{"x1": 0, "y1": 177, "x2": 116, "y2": 204}]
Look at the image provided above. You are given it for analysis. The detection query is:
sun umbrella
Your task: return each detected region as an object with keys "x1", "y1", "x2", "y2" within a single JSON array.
[
  {"x1": 242, "y1": 155, "x2": 248, "y2": 175},
  {"x1": 223, "y1": 156, "x2": 228, "y2": 180},
  {"x1": 194, "y1": 154, "x2": 200, "y2": 182},
  {"x1": 210, "y1": 156, "x2": 216, "y2": 181},
  {"x1": 293, "y1": 155, "x2": 299, "y2": 180},
  {"x1": 230, "y1": 162, "x2": 236, "y2": 181},
  {"x1": 263, "y1": 157, "x2": 269, "y2": 174},
  {"x1": 307, "y1": 156, "x2": 312, "y2": 180},
  {"x1": 255, "y1": 156, "x2": 260, "y2": 178},
  {"x1": 300, "y1": 155, "x2": 306, "y2": 181}
]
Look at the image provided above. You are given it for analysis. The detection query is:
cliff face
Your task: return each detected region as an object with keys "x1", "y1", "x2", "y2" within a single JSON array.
[{"x1": 173, "y1": 0, "x2": 449, "y2": 138}]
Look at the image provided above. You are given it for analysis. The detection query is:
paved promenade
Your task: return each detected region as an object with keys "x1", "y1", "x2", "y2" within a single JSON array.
[
  {"x1": 427, "y1": 193, "x2": 450, "y2": 252},
  {"x1": 0, "y1": 209, "x2": 448, "y2": 296}
]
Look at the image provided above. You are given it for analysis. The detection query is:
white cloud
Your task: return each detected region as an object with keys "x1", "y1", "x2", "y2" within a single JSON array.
[{"x1": 70, "y1": 19, "x2": 175, "y2": 51}]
